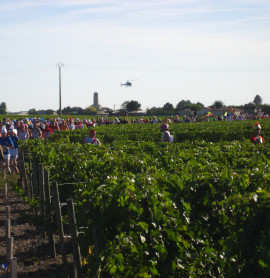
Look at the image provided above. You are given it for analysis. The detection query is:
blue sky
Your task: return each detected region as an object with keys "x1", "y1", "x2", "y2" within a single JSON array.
[{"x1": 0, "y1": 0, "x2": 269, "y2": 112}]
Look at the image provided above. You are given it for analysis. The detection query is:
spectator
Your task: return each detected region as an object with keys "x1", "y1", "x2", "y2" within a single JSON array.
[
  {"x1": 0, "y1": 127, "x2": 13, "y2": 177},
  {"x1": 250, "y1": 122, "x2": 265, "y2": 145},
  {"x1": 160, "y1": 123, "x2": 173, "y2": 143},
  {"x1": 84, "y1": 129, "x2": 101, "y2": 145},
  {"x1": 8, "y1": 127, "x2": 19, "y2": 174}
]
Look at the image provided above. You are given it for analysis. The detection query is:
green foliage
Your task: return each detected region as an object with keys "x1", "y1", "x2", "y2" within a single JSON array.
[
  {"x1": 126, "y1": 100, "x2": 141, "y2": 112},
  {"x1": 176, "y1": 100, "x2": 192, "y2": 111},
  {"x1": 47, "y1": 119, "x2": 270, "y2": 145},
  {"x1": 261, "y1": 104, "x2": 270, "y2": 114},
  {"x1": 211, "y1": 100, "x2": 224, "y2": 109},
  {"x1": 28, "y1": 109, "x2": 56, "y2": 115},
  {"x1": 163, "y1": 102, "x2": 174, "y2": 111},
  {"x1": 253, "y1": 94, "x2": 263, "y2": 105},
  {"x1": 0, "y1": 102, "x2": 7, "y2": 114},
  {"x1": 20, "y1": 119, "x2": 270, "y2": 277},
  {"x1": 84, "y1": 105, "x2": 97, "y2": 115}
]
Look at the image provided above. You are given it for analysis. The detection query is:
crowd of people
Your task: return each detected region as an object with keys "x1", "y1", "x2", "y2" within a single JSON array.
[
  {"x1": 0, "y1": 115, "x2": 267, "y2": 178},
  {"x1": 0, "y1": 117, "x2": 104, "y2": 178}
]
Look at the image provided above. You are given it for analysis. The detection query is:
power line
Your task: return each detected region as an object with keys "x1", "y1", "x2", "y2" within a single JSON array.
[
  {"x1": 65, "y1": 64, "x2": 270, "y2": 72},
  {"x1": 0, "y1": 64, "x2": 269, "y2": 75},
  {"x1": 0, "y1": 66, "x2": 55, "y2": 75}
]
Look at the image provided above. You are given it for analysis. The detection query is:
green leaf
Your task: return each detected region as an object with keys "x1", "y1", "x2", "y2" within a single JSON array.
[{"x1": 258, "y1": 259, "x2": 268, "y2": 268}]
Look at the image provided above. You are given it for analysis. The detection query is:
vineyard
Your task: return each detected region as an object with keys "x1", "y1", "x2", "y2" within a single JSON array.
[{"x1": 18, "y1": 120, "x2": 270, "y2": 277}]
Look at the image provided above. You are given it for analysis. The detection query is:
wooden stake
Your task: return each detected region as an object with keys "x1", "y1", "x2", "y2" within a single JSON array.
[
  {"x1": 22, "y1": 153, "x2": 28, "y2": 195},
  {"x1": 7, "y1": 237, "x2": 14, "y2": 260},
  {"x1": 38, "y1": 163, "x2": 45, "y2": 217},
  {"x1": 6, "y1": 205, "x2": 10, "y2": 219},
  {"x1": 44, "y1": 169, "x2": 56, "y2": 258},
  {"x1": 5, "y1": 219, "x2": 11, "y2": 239},
  {"x1": 32, "y1": 160, "x2": 38, "y2": 198},
  {"x1": 4, "y1": 182, "x2": 8, "y2": 199},
  {"x1": 10, "y1": 257, "x2": 17, "y2": 278},
  {"x1": 52, "y1": 182, "x2": 69, "y2": 278},
  {"x1": 6, "y1": 206, "x2": 11, "y2": 238},
  {"x1": 67, "y1": 199, "x2": 82, "y2": 278}
]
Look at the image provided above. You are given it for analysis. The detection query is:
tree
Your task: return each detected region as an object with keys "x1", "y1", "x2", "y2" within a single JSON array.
[
  {"x1": 105, "y1": 108, "x2": 113, "y2": 116},
  {"x1": 62, "y1": 106, "x2": 72, "y2": 115},
  {"x1": 72, "y1": 107, "x2": 84, "y2": 115},
  {"x1": 261, "y1": 104, "x2": 270, "y2": 114},
  {"x1": 121, "y1": 101, "x2": 130, "y2": 110},
  {"x1": 196, "y1": 102, "x2": 204, "y2": 108},
  {"x1": 84, "y1": 106, "x2": 97, "y2": 115},
  {"x1": 60, "y1": 106, "x2": 84, "y2": 115},
  {"x1": 188, "y1": 103, "x2": 203, "y2": 112},
  {"x1": 211, "y1": 100, "x2": 224, "y2": 109},
  {"x1": 163, "y1": 102, "x2": 174, "y2": 111},
  {"x1": 126, "y1": 100, "x2": 141, "y2": 112},
  {"x1": 253, "y1": 94, "x2": 263, "y2": 105},
  {"x1": 45, "y1": 109, "x2": 55, "y2": 115},
  {"x1": 0, "y1": 102, "x2": 7, "y2": 114},
  {"x1": 28, "y1": 108, "x2": 37, "y2": 115},
  {"x1": 176, "y1": 100, "x2": 191, "y2": 111},
  {"x1": 147, "y1": 107, "x2": 164, "y2": 115}
]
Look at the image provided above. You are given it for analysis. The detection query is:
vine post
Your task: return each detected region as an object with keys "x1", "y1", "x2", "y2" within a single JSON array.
[
  {"x1": 67, "y1": 199, "x2": 82, "y2": 278},
  {"x1": 44, "y1": 169, "x2": 56, "y2": 258},
  {"x1": 38, "y1": 163, "x2": 45, "y2": 217},
  {"x1": 52, "y1": 182, "x2": 69, "y2": 278}
]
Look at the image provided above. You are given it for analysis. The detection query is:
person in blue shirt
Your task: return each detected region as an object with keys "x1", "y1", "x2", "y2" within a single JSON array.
[
  {"x1": 0, "y1": 127, "x2": 13, "y2": 178},
  {"x1": 8, "y1": 127, "x2": 19, "y2": 174}
]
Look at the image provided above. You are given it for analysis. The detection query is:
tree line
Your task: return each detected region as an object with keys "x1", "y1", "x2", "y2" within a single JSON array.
[{"x1": 1, "y1": 94, "x2": 269, "y2": 116}]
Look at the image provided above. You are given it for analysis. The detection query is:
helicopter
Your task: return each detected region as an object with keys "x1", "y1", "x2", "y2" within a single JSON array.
[{"x1": 120, "y1": 79, "x2": 136, "y2": 87}]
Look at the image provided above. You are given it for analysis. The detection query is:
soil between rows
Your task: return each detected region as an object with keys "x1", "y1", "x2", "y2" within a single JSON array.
[{"x1": 0, "y1": 177, "x2": 73, "y2": 278}]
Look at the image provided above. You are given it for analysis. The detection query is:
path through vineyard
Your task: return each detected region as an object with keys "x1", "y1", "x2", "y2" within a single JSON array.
[{"x1": 0, "y1": 179, "x2": 73, "y2": 277}]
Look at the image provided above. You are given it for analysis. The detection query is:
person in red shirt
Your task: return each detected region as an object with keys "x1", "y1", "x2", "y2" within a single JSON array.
[
  {"x1": 50, "y1": 120, "x2": 60, "y2": 133},
  {"x1": 250, "y1": 122, "x2": 265, "y2": 145},
  {"x1": 59, "y1": 120, "x2": 69, "y2": 131},
  {"x1": 43, "y1": 124, "x2": 52, "y2": 140}
]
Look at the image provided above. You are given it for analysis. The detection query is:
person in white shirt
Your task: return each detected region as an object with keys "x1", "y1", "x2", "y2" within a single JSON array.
[{"x1": 160, "y1": 123, "x2": 173, "y2": 143}]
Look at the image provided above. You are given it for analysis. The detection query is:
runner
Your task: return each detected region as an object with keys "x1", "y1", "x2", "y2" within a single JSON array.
[
  {"x1": 43, "y1": 124, "x2": 52, "y2": 140},
  {"x1": 50, "y1": 120, "x2": 60, "y2": 133},
  {"x1": 31, "y1": 123, "x2": 42, "y2": 139},
  {"x1": 84, "y1": 129, "x2": 101, "y2": 145},
  {"x1": 8, "y1": 127, "x2": 19, "y2": 174},
  {"x1": 68, "y1": 118, "x2": 76, "y2": 130},
  {"x1": 18, "y1": 123, "x2": 30, "y2": 140},
  {"x1": 160, "y1": 123, "x2": 173, "y2": 143},
  {"x1": 250, "y1": 122, "x2": 265, "y2": 145},
  {"x1": 59, "y1": 120, "x2": 69, "y2": 131},
  {"x1": 76, "y1": 120, "x2": 85, "y2": 129},
  {"x1": 0, "y1": 127, "x2": 13, "y2": 178}
]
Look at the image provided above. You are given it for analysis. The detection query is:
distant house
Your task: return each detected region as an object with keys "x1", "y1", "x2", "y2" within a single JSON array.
[
  {"x1": 244, "y1": 103, "x2": 259, "y2": 114},
  {"x1": 112, "y1": 109, "x2": 128, "y2": 116},
  {"x1": 97, "y1": 111, "x2": 109, "y2": 116},
  {"x1": 197, "y1": 107, "x2": 213, "y2": 117},
  {"x1": 177, "y1": 109, "x2": 194, "y2": 117},
  {"x1": 197, "y1": 107, "x2": 241, "y2": 117},
  {"x1": 214, "y1": 107, "x2": 235, "y2": 116},
  {"x1": 16, "y1": 111, "x2": 29, "y2": 115},
  {"x1": 128, "y1": 110, "x2": 147, "y2": 116}
]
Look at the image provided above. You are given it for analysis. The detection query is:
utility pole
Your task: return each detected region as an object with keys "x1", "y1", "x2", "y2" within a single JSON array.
[{"x1": 56, "y1": 62, "x2": 64, "y2": 118}]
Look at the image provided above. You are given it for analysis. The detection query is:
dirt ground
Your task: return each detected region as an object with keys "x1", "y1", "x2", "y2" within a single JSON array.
[{"x1": 0, "y1": 176, "x2": 74, "y2": 278}]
